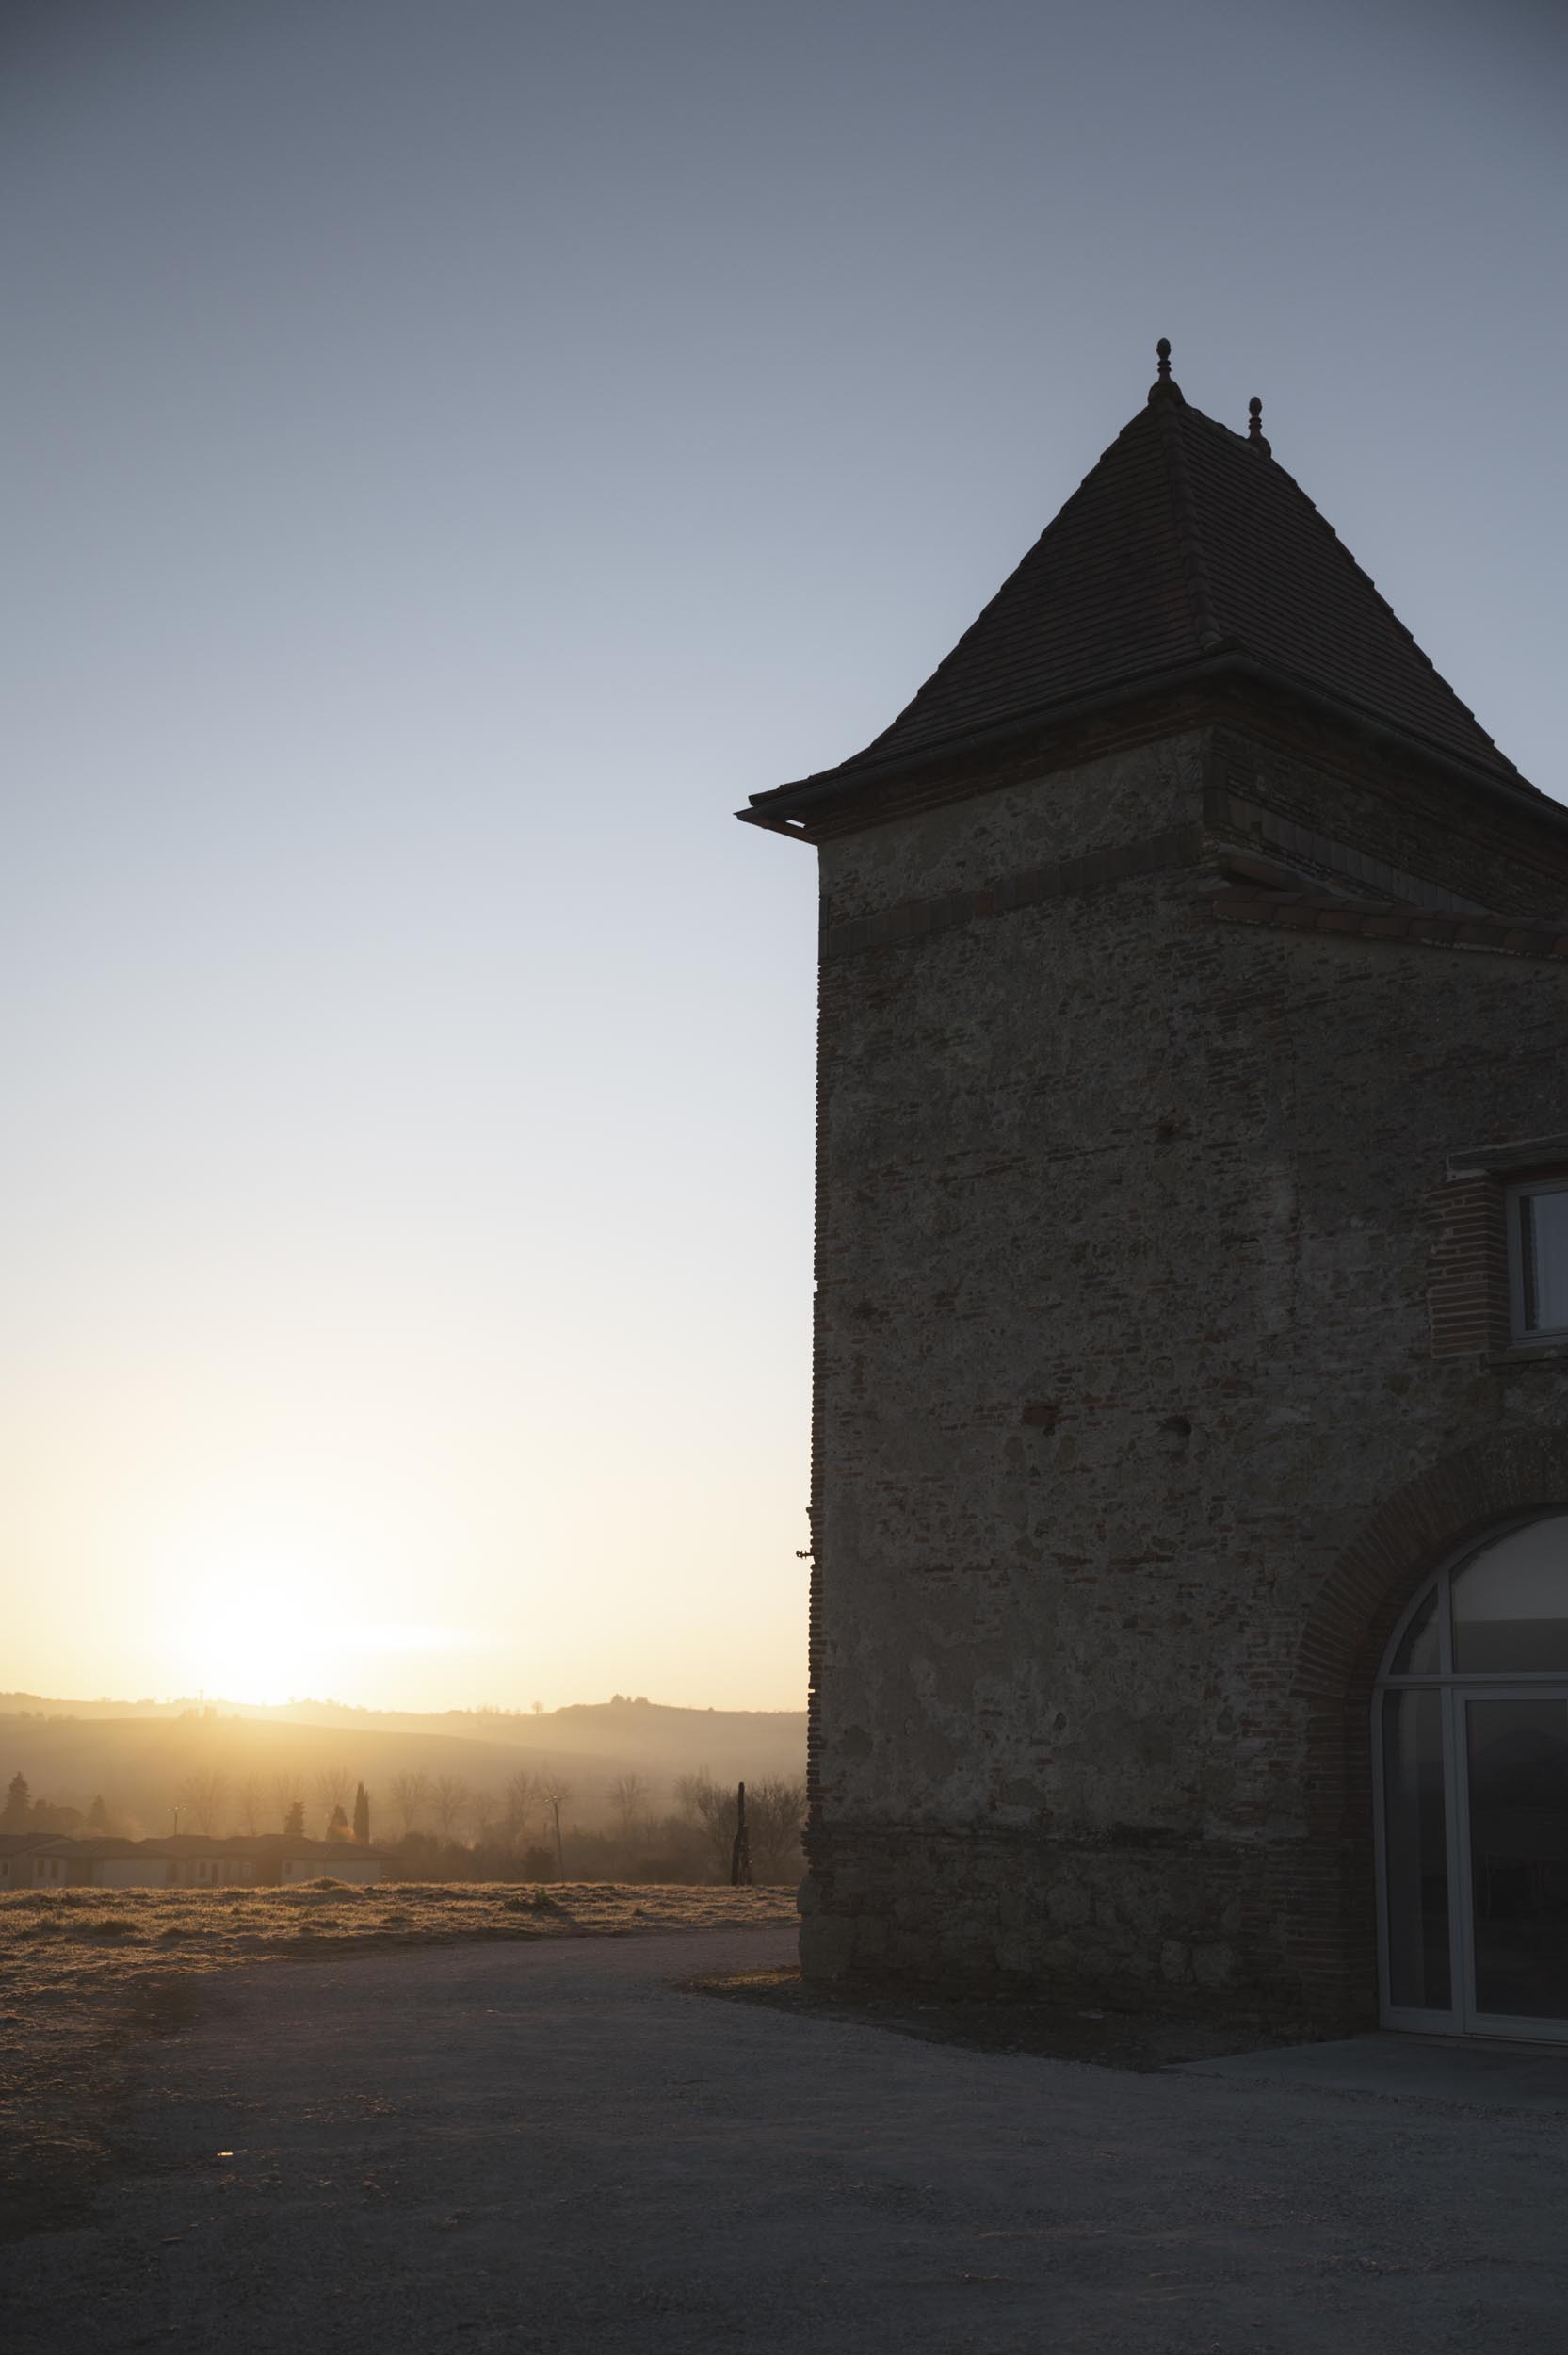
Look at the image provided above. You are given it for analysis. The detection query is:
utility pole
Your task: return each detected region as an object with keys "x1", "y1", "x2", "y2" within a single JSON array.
[{"x1": 730, "y1": 1781, "x2": 753, "y2": 1887}]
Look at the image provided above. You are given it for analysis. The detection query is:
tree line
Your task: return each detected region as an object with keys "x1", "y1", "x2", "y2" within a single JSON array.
[
  {"x1": 3, "y1": 1771, "x2": 125, "y2": 1837},
  {"x1": 2, "y1": 1764, "x2": 807, "y2": 1884}
]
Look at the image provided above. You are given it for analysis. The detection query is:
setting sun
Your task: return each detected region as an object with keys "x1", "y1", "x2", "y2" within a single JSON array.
[
  {"x1": 154, "y1": 1512, "x2": 377, "y2": 1702},
  {"x1": 163, "y1": 1575, "x2": 339, "y2": 1705},
  {"x1": 159, "y1": 1539, "x2": 477, "y2": 1705}
]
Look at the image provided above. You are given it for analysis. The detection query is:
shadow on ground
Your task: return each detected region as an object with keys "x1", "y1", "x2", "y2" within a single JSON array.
[{"x1": 688, "y1": 1963, "x2": 1293, "y2": 2071}]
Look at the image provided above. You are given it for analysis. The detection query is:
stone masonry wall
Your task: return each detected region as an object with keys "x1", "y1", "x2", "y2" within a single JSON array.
[{"x1": 802, "y1": 723, "x2": 1568, "y2": 2028}]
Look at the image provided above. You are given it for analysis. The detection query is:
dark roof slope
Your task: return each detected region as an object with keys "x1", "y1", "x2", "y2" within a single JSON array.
[{"x1": 760, "y1": 356, "x2": 1527, "y2": 806}]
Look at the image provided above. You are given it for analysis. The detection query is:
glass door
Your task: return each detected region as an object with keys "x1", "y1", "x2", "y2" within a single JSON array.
[
  {"x1": 1379, "y1": 1687, "x2": 1453, "y2": 2020},
  {"x1": 1376, "y1": 1519, "x2": 1568, "y2": 2039},
  {"x1": 1458, "y1": 1694, "x2": 1568, "y2": 2038}
]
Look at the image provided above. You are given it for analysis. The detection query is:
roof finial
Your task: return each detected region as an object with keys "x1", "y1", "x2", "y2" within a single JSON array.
[
  {"x1": 1247, "y1": 395, "x2": 1271, "y2": 457},
  {"x1": 1148, "y1": 336, "x2": 1182, "y2": 404}
]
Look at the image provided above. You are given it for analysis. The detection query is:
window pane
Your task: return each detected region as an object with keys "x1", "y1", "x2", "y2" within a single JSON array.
[
  {"x1": 1451, "y1": 1517, "x2": 1568, "y2": 1673},
  {"x1": 1389, "y1": 1584, "x2": 1440, "y2": 1676},
  {"x1": 1467, "y1": 1697, "x2": 1568, "y2": 2022},
  {"x1": 1521, "y1": 1189, "x2": 1568, "y2": 1333},
  {"x1": 1382, "y1": 1689, "x2": 1451, "y2": 2010}
]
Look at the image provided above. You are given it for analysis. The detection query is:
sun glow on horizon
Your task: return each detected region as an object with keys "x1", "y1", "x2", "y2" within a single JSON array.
[
  {"x1": 152, "y1": 1513, "x2": 480, "y2": 1705},
  {"x1": 165, "y1": 1598, "x2": 480, "y2": 1707}
]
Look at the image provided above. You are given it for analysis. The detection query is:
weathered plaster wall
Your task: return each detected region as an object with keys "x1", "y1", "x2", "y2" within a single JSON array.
[
  {"x1": 803, "y1": 727, "x2": 1568, "y2": 2026},
  {"x1": 818, "y1": 734, "x2": 1205, "y2": 923}
]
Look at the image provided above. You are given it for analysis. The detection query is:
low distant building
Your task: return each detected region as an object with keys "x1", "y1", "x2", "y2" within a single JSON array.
[
  {"x1": 159, "y1": 1834, "x2": 259, "y2": 1886},
  {"x1": 0, "y1": 1833, "x2": 62, "y2": 1889},
  {"x1": 300, "y1": 1842, "x2": 384, "y2": 1884},
  {"x1": 252, "y1": 1835, "x2": 389, "y2": 1886},
  {"x1": 0, "y1": 1833, "x2": 391, "y2": 1890},
  {"x1": 1, "y1": 1833, "x2": 185, "y2": 1888},
  {"x1": 73, "y1": 1839, "x2": 170, "y2": 1888},
  {"x1": 164, "y1": 1834, "x2": 391, "y2": 1886}
]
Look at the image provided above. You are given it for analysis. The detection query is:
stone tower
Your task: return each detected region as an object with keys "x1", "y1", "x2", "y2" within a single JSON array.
[{"x1": 742, "y1": 345, "x2": 1568, "y2": 2037}]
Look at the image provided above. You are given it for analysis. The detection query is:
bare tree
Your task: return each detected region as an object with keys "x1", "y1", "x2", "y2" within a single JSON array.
[
  {"x1": 503, "y1": 1768, "x2": 539, "y2": 1848},
  {"x1": 468, "y1": 1786, "x2": 500, "y2": 1844},
  {"x1": 270, "y1": 1773, "x2": 304, "y2": 1831},
  {"x1": 389, "y1": 1770, "x2": 431, "y2": 1835},
  {"x1": 175, "y1": 1768, "x2": 230, "y2": 1835},
  {"x1": 314, "y1": 1765, "x2": 351, "y2": 1836},
  {"x1": 673, "y1": 1771, "x2": 737, "y2": 1878},
  {"x1": 430, "y1": 1774, "x2": 472, "y2": 1838},
  {"x1": 536, "y1": 1771, "x2": 573, "y2": 1876},
  {"x1": 234, "y1": 1773, "x2": 266, "y2": 1836},
  {"x1": 530, "y1": 1699, "x2": 543, "y2": 1716},
  {"x1": 744, "y1": 1777, "x2": 807, "y2": 1882},
  {"x1": 609, "y1": 1770, "x2": 653, "y2": 1845}
]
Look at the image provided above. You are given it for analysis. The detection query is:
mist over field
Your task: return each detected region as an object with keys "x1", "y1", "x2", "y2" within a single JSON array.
[{"x1": 1, "y1": 1693, "x2": 807, "y2": 1880}]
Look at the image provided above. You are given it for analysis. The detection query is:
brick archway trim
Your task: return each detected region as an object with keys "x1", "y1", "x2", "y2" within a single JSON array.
[
  {"x1": 1296, "y1": 1427, "x2": 1568, "y2": 1842},
  {"x1": 1270, "y1": 1430, "x2": 1568, "y2": 2026}
]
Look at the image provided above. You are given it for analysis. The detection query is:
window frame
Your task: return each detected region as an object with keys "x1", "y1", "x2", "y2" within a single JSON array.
[
  {"x1": 1374, "y1": 1514, "x2": 1568, "y2": 2039},
  {"x1": 1506, "y1": 1175, "x2": 1568, "y2": 1346}
]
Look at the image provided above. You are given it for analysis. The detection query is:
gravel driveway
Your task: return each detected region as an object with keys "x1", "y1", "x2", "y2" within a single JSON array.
[{"x1": 10, "y1": 1923, "x2": 1568, "y2": 2353}]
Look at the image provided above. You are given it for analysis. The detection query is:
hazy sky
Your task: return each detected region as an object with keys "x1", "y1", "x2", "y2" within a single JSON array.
[{"x1": 3, "y1": 0, "x2": 1564, "y2": 1712}]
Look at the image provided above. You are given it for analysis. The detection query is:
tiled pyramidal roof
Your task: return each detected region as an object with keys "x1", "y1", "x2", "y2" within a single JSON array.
[{"x1": 782, "y1": 346, "x2": 1524, "y2": 800}]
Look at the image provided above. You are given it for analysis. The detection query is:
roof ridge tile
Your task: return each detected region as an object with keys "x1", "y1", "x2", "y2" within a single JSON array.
[{"x1": 1155, "y1": 397, "x2": 1223, "y2": 654}]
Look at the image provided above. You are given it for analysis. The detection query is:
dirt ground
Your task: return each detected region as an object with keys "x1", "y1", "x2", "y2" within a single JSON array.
[
  {"x1": 9, "y1": 1919, "x2": 1568, "y2": 2354},
  {"x1": 0, "y1": 1878, "x2": 795, "y2": 2237}
]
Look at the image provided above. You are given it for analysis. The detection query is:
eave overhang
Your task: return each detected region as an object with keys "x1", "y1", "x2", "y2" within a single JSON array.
[{"x1": 737, "y1": 650, "x2": 1556, "y2": 848}]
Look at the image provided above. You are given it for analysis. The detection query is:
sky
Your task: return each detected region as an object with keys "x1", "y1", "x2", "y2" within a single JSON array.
[{"x1": 2, "y1": 0, "x2": 1564, "y2": 1713}]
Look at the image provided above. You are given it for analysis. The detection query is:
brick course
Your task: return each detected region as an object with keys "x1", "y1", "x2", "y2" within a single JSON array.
[{"x1": 1427, "y1": 1176, "x2": 1511, "y2": 1360}]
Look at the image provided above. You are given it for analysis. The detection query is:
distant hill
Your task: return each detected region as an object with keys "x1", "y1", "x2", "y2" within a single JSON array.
[
  {"x1": 1, "y1": 1691, "x2": 802, "y2": 1743},
  {"x1": 0, "y1": 1693, "x2": 807, "y2": 1843}
]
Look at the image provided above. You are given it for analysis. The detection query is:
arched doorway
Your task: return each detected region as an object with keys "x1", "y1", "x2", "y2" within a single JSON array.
[{"x1": 1376, "y1": 1515, "x2": 1568, "y2": 2038}]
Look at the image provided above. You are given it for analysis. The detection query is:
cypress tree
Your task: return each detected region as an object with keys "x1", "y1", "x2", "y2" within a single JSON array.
[{"x1": 352, "y1": 1781, "x2": 370, "y2": 1844}]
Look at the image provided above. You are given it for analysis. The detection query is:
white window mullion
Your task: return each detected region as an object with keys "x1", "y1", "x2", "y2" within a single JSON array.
[
  {"x1": 1443, "y1": 1682, "x2": 1473, "y2": 2035},
  {"x1": 1510, "y1": 1180, "x2": 1568, "y2": 1340}
]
